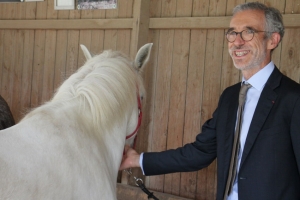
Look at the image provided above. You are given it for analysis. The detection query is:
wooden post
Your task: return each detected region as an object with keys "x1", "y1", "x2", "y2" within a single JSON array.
[
  {"x1": 121, "y1": 0, "x2": 150, "y2": 185},
  {"x1": 130, "y1": 0, "x2": 150, "y2": 59}
]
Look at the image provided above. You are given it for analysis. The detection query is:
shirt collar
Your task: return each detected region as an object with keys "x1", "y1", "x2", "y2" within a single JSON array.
[{"x1": 242, "y1": 61, "x2": 275, "y2": 92}]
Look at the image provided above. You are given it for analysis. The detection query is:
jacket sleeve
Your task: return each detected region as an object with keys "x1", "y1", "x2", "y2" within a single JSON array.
[{"x1": 143, "y1": 109, "x2": 218, "y2": 176}]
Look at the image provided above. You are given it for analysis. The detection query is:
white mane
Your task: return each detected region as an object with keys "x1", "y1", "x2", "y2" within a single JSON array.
[{"x1": 25, "y1": 50, "x2": 143, "y2": 134}]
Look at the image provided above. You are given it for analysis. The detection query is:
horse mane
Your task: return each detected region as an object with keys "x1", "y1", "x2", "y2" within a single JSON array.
[{"x1": 26, "y1": 50, "x2": 141, "y2": 133}]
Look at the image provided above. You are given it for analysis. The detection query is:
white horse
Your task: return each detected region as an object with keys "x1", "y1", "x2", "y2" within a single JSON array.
[{"x1": 0, "y1": 43, "x2": 153, "y2": 200}]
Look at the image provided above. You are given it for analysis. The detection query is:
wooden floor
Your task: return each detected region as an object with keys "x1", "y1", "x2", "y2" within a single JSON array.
[{"x1": 117, "y1": 183, "x2": 193, "y2": 200}]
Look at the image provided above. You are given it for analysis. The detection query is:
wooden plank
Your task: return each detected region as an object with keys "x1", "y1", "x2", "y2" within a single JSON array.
[
  {"x1": 145, "y1": 0, "x2": 163, "y2": 191},
  {"x1": 41, "y1": 0, "x2": 59, "y2": 103},
  {"x1": 118, "y1": 0, "x2": 134, "y2": 185},
  {"x1": 0, "y1": 4, "x2": 6, "y2": 107},
  {"x1": 0, "y1": 3, "x2": 16, "y2": 109},
  {"x1": 130, "y1": 0, "x2": 150, "y2": 58},
  {"x1": 116, "y1": 0, "x2": 132, "y2": 55},
  {"x1": 196, "y1": 1, "x2": 227, "y2": 199},
  {"x1": 36, "y1": 0, "x2": 48, "y2": 19},
  {"x1": 0, "y1": 14, "x2": 299, "y2": 30},
  {"x1": 66, "y1": 9, "x2": 81, "y2": 75},
  {"x1": 2, "y1": 30, "x2": 15, "y2": 107},
  {"x1": 280, "y1": 28, "x2": 300, "y2": 83},
  {"x1": 163, "y1": 0, "x2": 192, "y2": 196},
  {"x1": 17, "y1": 2, "x2": 37, "y2": 121},
  {"x1": 280, "y1": 0, "x2": 300, "y2": 83},
  {"x1": 267, "y1": 1, "x2": 285, "y2": 70},
  {"x1": 11, "y1": 30, "x2": 24, "y2": 122},
  {"x1": 10, "y1": 0, "x2": 26, "y2": 121},
  {"x1": 140, "y1": 28, "x2": 160, "y2": 187},
  {"x1": 20, "y1": 30, "x2": 34, "y2": 119},
  {"x1": 285, "y1": 0, "x2": 300, "y2": 14},
  {"x1": 78, "y1": 9, "x2": 93, "y2": 69},
  {"x1": 117, "y1": 29, "x2": 131, "y2": 55},
  {"x1": 30, "y1": 30, "x2": 46, "y2": 107},
  {"x1": 25, "y1": 2, "x2": 37, "y2": 20},
  {"x1": 127, "y1": 0, "x2": 160, "y2": 188},
  {"x1": 30, "y1": 0, "x2": 48, "y2": 108},
  {"x1": 117, "y1": 183, "x2": 193, "y2": 200},
  {"x1": 90, "y1": 10, "x2": 106, "y2": 54},
  {"x1": 66, "y1": 30, "x2": 80, "y2": 77},
  {"x1": 47, "y1": 0, "x2": 58, "y2": 19},
  {"x1": 57, "y1": 8, "x2": 70, "y2": 19},
  {"x1": 41, "y1": 30, "x2": 57, "y2": 103},
  {"x1": 54, "y1": 30, "x2": 68, "y2": 90},
  {"x1": 148, "y1": 0, "x2": 176, "y2": 193},
  {"x1": 103, "y1": 4, "x2": 119, "y2": 50},
  {"x1": 0, "y1": 30, "x2": 3, "y2": 94},
  {"x1": 149, "y1": 16, "x2": 231, "y2": 29},
  {"x1": 53, "y1": 3, "x2": 70, "y2": 90},
  {"x1": 0, "y1": 19, "x2": 134, "y2": 30},
  {"x1": 141, "y1": 0, "x2": 163, "y2": 190},
  {"x1": 181, "y1": 29, "x2": 207, "y2": 199},
  {"x1": 178, "y1": 1, "x2": 210, "y2": 198},
  {"x1": 149, "y1": 14, "x2": 300, "y2": 29}
]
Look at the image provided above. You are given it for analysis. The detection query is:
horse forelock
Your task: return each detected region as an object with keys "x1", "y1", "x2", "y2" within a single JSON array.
[{"x1": 51, "y1": 50, "x2": 142, "y2": 134}]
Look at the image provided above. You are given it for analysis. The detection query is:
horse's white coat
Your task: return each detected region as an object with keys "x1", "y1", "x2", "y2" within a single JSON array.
[{"x1": 0, "y1": 43, "x2": 152, "y2": 200}]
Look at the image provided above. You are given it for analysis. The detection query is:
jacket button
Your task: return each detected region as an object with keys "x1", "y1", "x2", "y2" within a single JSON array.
[{"x1": 239, "y1": 177, "x2": 246, "y2": 180}]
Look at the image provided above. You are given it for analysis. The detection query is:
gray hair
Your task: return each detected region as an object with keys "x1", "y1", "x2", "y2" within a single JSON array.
[{"x1": 233, "y1": 2, "x2": 285, "y2": 43}]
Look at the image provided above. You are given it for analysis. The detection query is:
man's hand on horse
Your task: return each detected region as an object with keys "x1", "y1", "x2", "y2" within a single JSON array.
[{"x1": 120, "y1": 145, "x2": 141, "y2": 170}]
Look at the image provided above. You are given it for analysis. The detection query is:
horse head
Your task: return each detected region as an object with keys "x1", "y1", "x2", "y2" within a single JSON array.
[{"x1": 80, "y1": 43, "x2": 153, "y2": 149}]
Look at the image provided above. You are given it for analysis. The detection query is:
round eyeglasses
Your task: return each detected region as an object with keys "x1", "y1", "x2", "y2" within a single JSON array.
[{"x1": 225, "y1": 29, "x2": 271, "y2": 43}]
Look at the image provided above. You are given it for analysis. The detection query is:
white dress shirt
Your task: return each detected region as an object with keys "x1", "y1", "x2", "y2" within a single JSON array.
[{"x1": 140, "y1": 62, "x2": 275, "y2": 200}]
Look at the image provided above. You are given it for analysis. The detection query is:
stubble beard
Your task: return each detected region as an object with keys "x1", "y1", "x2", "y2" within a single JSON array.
[{"x1": 229, "y1": 43, "x2": 267, "y2": 71}]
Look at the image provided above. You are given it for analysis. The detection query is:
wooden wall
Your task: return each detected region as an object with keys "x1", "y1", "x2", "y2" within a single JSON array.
[{"x1": 0, "y1": 0, "x2": 300, "y2": 199}]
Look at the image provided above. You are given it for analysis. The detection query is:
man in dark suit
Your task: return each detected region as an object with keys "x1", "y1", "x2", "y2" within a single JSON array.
[{"x1": 120, "y1": 2, "x2": 300, "y2": 200}]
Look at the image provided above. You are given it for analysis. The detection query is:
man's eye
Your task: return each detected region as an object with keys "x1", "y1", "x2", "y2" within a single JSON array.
[
  {"x1": 228, "y1": 31, "x2": 236, "y2": 35},
  {"x1": 245, "y1": 29, "x2": 254, "y2": 34}
]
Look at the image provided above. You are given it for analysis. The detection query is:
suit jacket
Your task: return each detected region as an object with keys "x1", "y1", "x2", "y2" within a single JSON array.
[{"x1": 143, "y1": 67, "x2": 300, "y2": 200}]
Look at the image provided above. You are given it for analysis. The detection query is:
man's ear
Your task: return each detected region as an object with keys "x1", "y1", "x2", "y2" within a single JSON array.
[{"x1": 267, "y1": 32, "x2": 281, "y2": 50}]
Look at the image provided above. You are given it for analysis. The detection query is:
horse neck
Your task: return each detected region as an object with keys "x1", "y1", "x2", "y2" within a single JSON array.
[
  {"x1": 23, "y1": 103, "x2": 127, "y2": 185},
  {"x1": 57, "y1": 100, "x2": 130, "y2": 180}
]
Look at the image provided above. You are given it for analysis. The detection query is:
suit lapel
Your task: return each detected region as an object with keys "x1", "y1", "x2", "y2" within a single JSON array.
[{"x1": 240, "y1": 67, "x2": 282, "y2": 167}]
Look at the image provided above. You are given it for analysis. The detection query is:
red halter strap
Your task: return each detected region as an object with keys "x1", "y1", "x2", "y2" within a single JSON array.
[{"x1": 125, "y1": 94, "x2": 142, "y2": 141}]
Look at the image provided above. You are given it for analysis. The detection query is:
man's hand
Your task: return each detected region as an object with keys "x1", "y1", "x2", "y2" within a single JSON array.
[{"x1": 119, "y1": 145, "x2": 141, "y2": 170}]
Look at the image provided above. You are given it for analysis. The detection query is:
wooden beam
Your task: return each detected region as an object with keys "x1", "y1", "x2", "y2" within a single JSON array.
[
  {"x1": 283, "y1": 14, "x2": 300, "y2": 28},
  {"x1": 0, "y1": 14, "x2": 299, "y2": 30},
  {"x1": 149, "y1": 14, "x2": 300, "y2": 29},
  {"x1": 0, "y1": 19, "x2": 133, "y2": 30},
  {"x1": 149, "y1": 16, "x2": 232, "y2": 29}
]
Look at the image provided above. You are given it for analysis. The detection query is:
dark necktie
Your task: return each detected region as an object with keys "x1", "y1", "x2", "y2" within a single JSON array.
[{"x1": 223, "y1": 83, "x2": 252, "y2": 199}]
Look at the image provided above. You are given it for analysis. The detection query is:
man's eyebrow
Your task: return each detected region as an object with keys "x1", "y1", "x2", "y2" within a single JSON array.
[
  {"x1": 227, "y1": 27, "x2": 234, "y2": 32},
  {"x1": 245, "y1": 26, "x2": 255, "y2": 30}
]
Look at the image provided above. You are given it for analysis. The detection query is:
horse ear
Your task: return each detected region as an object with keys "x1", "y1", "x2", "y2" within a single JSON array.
[
  {"x1": 80, "y1": 44, "x2": 92, "y2": 60},
  {"x1": 134, "y1": 43, "x2": 153, "y2": 70}
]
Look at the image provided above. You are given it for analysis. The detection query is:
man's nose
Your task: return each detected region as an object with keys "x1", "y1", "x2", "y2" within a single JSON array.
[{"x1": 233, "y1": 33, "x2": 245, "y2": 45}]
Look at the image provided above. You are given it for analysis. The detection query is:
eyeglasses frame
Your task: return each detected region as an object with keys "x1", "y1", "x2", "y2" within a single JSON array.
[{"x1": 225, "y1": 29, "x2": 274, "y2": 43}]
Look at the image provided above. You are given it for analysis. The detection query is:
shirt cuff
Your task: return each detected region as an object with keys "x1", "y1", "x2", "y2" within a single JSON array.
[{"x1": 139, "y1": 152, "x2": 145, "y2": 175}]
